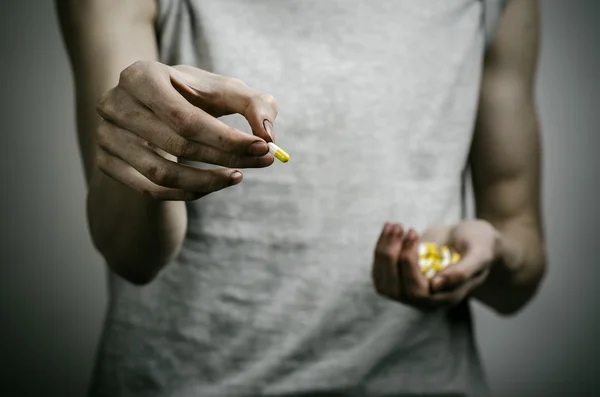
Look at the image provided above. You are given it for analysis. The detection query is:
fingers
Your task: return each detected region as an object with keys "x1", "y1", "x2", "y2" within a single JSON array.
[
  {"x1": 397, "y1": 229, "x2": 430, "y2": 303},
  {"x1": 371, "y1": 225, "x2": 476, "y2": 311},
  {"x1": 426, "y1": 270, "x2": 488, "y2": 307},
  {"x1": 372, "y1": 223, "x2": 405, "y2": 300},
  {"x1": 420, "y1": 225, "x2": 451, "y2": 246},
  {"x1": 105, "y1": 61, "x2": 269, "y2": 156},
  {"x1": 170, "y1": 65, "x2": 278, "y2": 142},
  {"x1": 97, "y1": 121, "x2": 243, "y2": 195},
  {"x1": 97, "y1": 147, "x2": 203, "y2": 201},
  {"x1": 243, "y1": 93, "x2": 278, "y2": 142},
  {"x1": 372, "y1": 223, "x2": 495, "y2": 311},
  {"x1": 96, "y1": 93, "x2": 273, "y2": 167}
]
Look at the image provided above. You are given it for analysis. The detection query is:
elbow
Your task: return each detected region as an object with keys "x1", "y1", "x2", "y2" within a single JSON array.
[
  {"x1": 491, "y1": 260, "x2": 548, "y2": 317},
  {"x1": 487, "y1": 294, "x2": 534, "y2": 317},
  {"x1": 105, "y1": 258, "x2": 162, "y2": 286},
  {"x1": 89, "y1": 232, "x2": 163, "y2": 286},
  {"x1": 491, "y1": 301, "x2": 527, "y2": 317}
]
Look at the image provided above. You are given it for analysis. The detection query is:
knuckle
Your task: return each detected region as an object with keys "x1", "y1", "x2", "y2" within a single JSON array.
[
  {"x1": 168, "y1": 107, "x2": 195, "y2": 137},
  {"x1": 119, "y1": 61, "x2": 147, "y2": 86},
  {"x1": 225, "y1": 76, "x2": 247, "y2": 89},
  {"x1": 142, "y1": 187, "x2": 163, "y2": 200},
  {"x1": 97, "y1": 87, "x2": 133, "y2": 121},
  {"x1": 95, "y1": 122, "x2": 111, "y2": 147},
  {"x1": 146, "y1": 163, "x2": 174, "y2": 187},
  {"x1": 214, "y1": 127, "x2": 236, "y2": 151},
  {"x1": 95, "y1": 148, "x2": 109, "y2": 170},
  {"x1": 255, "y1": 93, "x2": 278, "y2": 112},
  {"x1": 164, "y1": 135, "x2": 195, "y2": 158},
  {"x1": 96, "y1": 91, "x2": 114, "y2": 119}
]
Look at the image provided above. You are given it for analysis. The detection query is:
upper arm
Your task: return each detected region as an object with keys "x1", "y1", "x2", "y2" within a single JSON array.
[
  {"x1": 55, "y1": 0, "x2": 159, "y2": 181},
  {"x1": 470, "y1": 0, "x2": 542, "y2": 231}
]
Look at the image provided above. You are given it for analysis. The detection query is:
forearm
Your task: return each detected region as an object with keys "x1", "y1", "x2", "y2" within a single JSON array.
[
  {"x1": 77, "y1": 61, "x2": 186, "y2": 285},
  {"x1": 58, "y1": 0, "x2": 185, "y2": 284},
  {"x1": 79, "y1": 86, "x2": 186, "y2": 284},
  {"x1": 87, "y1": 171, "x2": 186, "y2": 284},
  {"x1": 473, "y1": 219, "x2": 546, "y2": 315}
]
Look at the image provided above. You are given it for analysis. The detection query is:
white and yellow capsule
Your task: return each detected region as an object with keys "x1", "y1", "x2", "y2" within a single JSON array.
[
  {"x1": 417, "y1": 242, "x2": 461, "y2": 279},
  {"x1": 268, "y1": 142, "x2": 290, "y2": 163}
]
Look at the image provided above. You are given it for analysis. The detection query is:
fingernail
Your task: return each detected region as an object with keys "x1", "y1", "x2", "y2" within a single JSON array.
[
  {"x1": 431, "y1": 277, "x2": 444, "y2": 292},
  {"x1": 229, "y1": 171, "x2": 243, "y2": 186},
  {"x1": 263, "y1": 119, "x2": 274, "y2": 141},
  {"x1": 247, "y1": 141, "x2": 268, "y2": 156}
]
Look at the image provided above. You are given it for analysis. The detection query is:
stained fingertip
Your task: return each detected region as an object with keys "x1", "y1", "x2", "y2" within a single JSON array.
[{"x1": 229, "y1": 171, "x2": 243, "y2": 186}]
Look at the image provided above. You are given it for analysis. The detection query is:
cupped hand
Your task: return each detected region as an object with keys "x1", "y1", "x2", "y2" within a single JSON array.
[{"x1": 371, "y1": 220, "x2": 499, "y2": 310}]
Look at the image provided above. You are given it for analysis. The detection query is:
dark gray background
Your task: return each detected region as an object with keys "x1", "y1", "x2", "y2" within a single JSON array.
[{"x1": 0, "y1": 1, "x2": 598, "y2": 396}]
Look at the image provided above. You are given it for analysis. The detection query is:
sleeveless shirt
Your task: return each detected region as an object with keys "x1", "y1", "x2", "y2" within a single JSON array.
[{"x1": 89, "y1": 1, "x2": 506, "y2": 396}]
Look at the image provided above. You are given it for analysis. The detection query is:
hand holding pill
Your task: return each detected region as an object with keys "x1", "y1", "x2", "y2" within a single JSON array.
[
  {"x1": 371, "y1": 220, "x2": 499, "y2": 310},
  {"x1": 95, "y1": 61, "x2": 287, "y2": 201}
]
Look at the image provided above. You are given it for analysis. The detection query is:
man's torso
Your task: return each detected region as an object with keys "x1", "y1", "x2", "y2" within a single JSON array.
[{"x1": 90, "y1": 1, "x2": 505, "y2": 395}]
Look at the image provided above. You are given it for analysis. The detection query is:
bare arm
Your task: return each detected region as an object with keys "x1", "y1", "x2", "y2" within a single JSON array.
[
  {"x1": 56, "y1": 0, "x2": 187, "y2": 284},
  {"x1": 470, "y1": 0, "x2": 547, "y2": 314},
  {"x1": 57, "y1": 0, "x2": 279, "y2": 285},
  {"x1": 370, "y1": 0, "x2": 546, "y2": 314}
]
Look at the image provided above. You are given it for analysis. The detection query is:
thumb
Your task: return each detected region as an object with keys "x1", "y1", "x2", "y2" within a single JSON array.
[
  {"x1": 243, "y1": 93, "x2": 278, "y2": 143},
  {"x1": 169, "y1": 65, "x2": 278, "y2": 143},
  {"x1": 431, "y1": 247, "x2": 487, "y2": 292}
]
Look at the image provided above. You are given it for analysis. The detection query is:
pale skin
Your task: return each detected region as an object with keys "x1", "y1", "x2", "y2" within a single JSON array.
[
  {"x1": 372, "y1": 0, "x2": 546, "y2": 316},
  {"x1": 57, "y1": 0, "x2": 545, "y2": 314},
  {"x1": 56, "y1": 0, "x2": 279, "y2": 284}
]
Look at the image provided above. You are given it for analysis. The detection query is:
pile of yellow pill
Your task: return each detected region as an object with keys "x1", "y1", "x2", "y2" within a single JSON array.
[{"x1": 418, "y1": 242, "x2": 461, "y2": 279}]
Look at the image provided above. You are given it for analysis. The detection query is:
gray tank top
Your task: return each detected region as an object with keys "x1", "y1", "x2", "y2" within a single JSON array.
[{"x1": 90, "y1": 1, "x2": 506, "y2": 396}]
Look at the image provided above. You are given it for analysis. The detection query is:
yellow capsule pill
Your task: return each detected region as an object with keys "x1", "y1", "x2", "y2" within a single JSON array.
[
  {"x1": 425, "y1": 268, "x2": 436, "y2": 279},
  {"x1": 424, "y1": 242, "x2": 438, "y2": 253},
  {"x1": 418, "y1": 242, "x2": 462, "y2": 278},
  {"x1": 268, "y1": 142, "x2": 290, "y2": 163}
]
